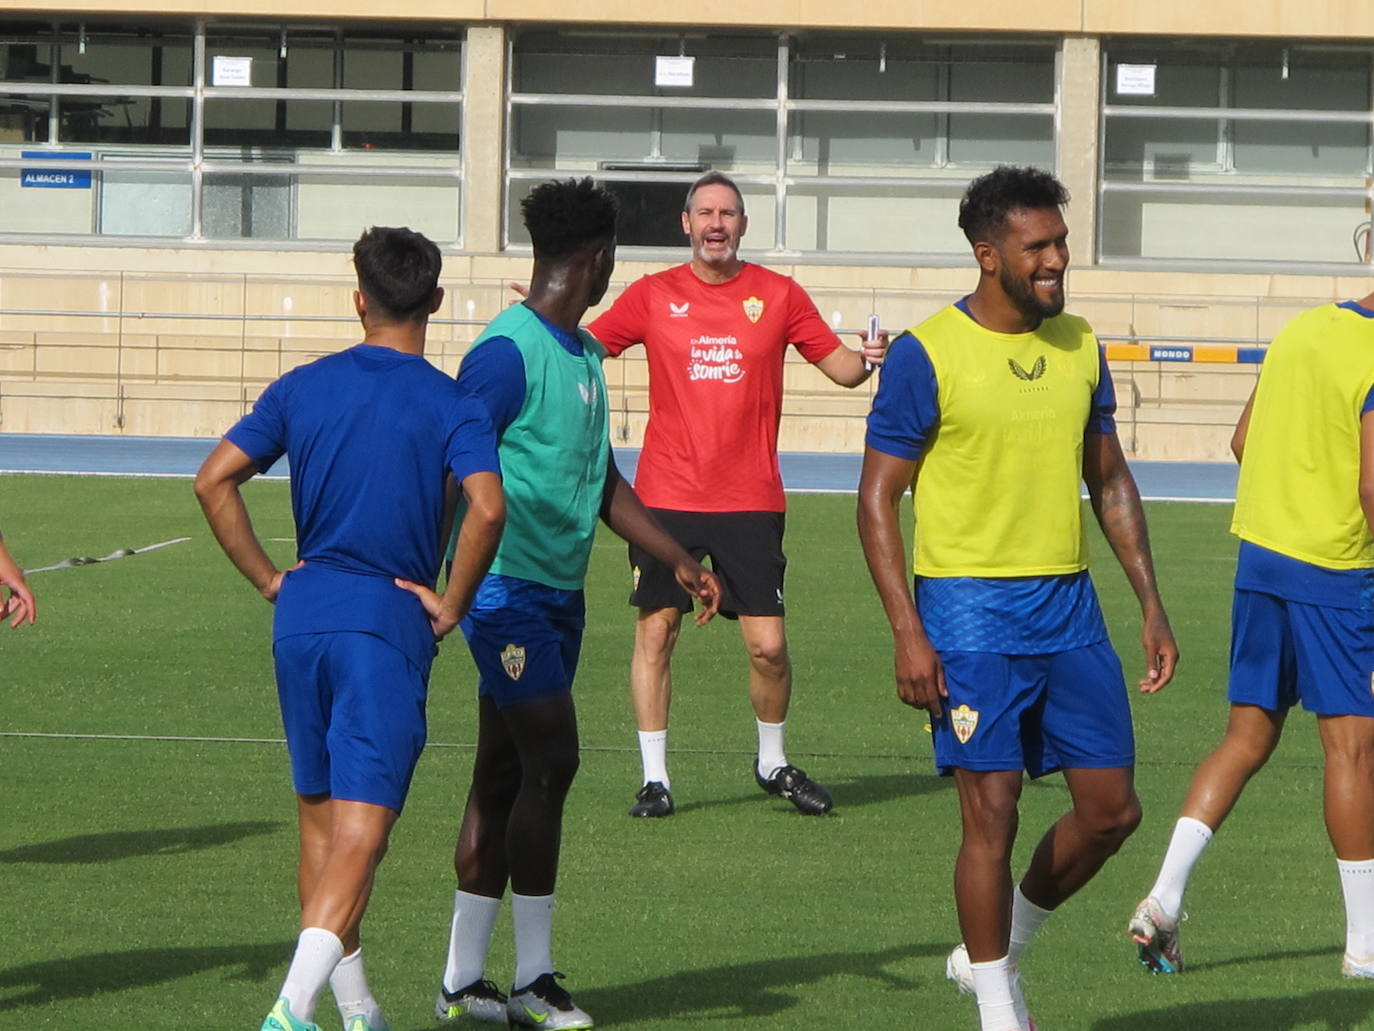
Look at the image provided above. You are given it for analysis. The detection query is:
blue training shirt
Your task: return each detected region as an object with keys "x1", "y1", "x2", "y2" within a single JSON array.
[
  {"x1": 227, "y1": 343, "x2": 499, "y2": 667},
  {"x1": 866, "y1": 300, "x2": 1116, "y2": 654}
]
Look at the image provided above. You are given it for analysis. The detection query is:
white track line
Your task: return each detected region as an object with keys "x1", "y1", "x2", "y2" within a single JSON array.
[{"x1": 25, "y1": 536, "x2": 192, "y2": 574}]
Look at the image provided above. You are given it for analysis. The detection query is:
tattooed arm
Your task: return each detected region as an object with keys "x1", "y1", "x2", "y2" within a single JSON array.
[{"x1": 1082, "y1": 430, "x2": 1179, "y2": 693}]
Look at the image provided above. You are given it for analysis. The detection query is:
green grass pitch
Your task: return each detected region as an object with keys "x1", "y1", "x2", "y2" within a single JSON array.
[{"x1": 1, "y1": 473, "x2": 1369, "y2": 1030}]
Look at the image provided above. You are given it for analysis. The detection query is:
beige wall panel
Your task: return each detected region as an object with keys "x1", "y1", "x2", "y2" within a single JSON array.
[
  {"x1": 1067, "y1": 298, "x2": 1135, "y2": 336},
  {"x1": 120, "y1": 399, "x2": 246, "y2": 438},
  {"x1": 0, "y1": 395, "x2": 119, "y2": 436},
  {"x1": 1127, "y1": 300, "x2": 1261, "y2": 343},
  {"x1": 1082, "y1": 0, "x2": 1374, "y2": 39},
  {"x1": 121, "y1": 275, "x2": 244, "y2": 320},
  {"x1": 1254, "y1": 303, "x2": 1320, "y2": 340}
]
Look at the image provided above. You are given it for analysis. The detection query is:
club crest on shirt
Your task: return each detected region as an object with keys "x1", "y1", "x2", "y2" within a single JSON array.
[
  {"x1": 742, "y1": 296, "x2": 765, "y2": 323},
  {"x1": 500, "y1": 643, "x2": 526, "y2": 681},
  {"x1": 668, "y1": 301, "x2": 690, "y2": 318},
  {"x1": 577, "y1": 380, "x2": 598, "y2": 405},
  {"x1": 950, "y1": 704, "x2": 980, "y2": 744}
]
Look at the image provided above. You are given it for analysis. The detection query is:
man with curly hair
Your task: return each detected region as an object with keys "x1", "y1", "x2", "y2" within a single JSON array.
[
  {"x1": 433, "y1": 178, "x2": 721, "y2": 1031},
  {"x1": 858, "y1": 166, "x2": 1178, "y2": 1031}
]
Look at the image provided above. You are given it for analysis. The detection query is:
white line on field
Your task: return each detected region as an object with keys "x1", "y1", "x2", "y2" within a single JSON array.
[{"x1": 24, "y1": 536, "x2": 192, "y2": 574}]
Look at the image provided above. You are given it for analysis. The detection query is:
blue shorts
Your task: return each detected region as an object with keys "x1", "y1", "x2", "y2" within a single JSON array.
[
  {"x1": 931, "y1": 641, "x2": 1134, "y2": 778},
  {"x1": 463, "y1": 588, "x2": 585, "y2": 709},
  {"x1": 1228, "y1": 589, "x2": 1374, "y2": 717},
  {"x1": 273, "y1": 631, "x2": 430, "y2": 812}
]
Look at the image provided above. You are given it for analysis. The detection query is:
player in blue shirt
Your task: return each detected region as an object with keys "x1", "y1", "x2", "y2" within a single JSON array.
[
  {"x1": 196, "y1": 227, "x2": 505, "y2": 1031},
  {"x1": 432, "y1": 179, "x2": 721, "y2": 1031}
]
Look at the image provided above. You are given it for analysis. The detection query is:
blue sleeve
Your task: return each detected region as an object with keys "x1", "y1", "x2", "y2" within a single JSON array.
[
  {"x1": 1363, "y1": 384, "x2": 1374, "y2": 416},
  {"x1": 1087, "y1": 348, "x2": 1118, "y2": 435},
  {"x1": 224, "y1": 375, "x2": 288, "y2": 473},
  {"x1": 456, "y1": 336, "x2": 525, "y2": 436},
  {"x1": 864, "y1": 331, "x2": 939, "y2": 460},
  {"x1": 446, "y1": 390, "x2": 501, "y2": 482}
]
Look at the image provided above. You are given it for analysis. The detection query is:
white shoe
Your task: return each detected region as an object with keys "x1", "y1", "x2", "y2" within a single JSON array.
[
  {"x1": 945, "y1": 944, "x2": 1037, "y2": 1031},
  {"x1": 1129, "y1": 896, "x2": 1184, "y2": 974},
  {"x1": 507, "y1": 972, "x2": 593, "y2": 1030},
  {"x1": 1343, "y1": 954, "x2": 1374, "y2": 979}
]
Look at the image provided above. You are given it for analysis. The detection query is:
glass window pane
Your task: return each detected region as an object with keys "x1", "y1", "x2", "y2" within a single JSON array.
[
  {"x1": 57, "y1": 24, "x2": 194, "y2": 87},
  {"x1": 512, "y1": 104, "x2": 655, "y2": 169},
  {"x1": 1233, "y1": 119, "x2": 1369, "y2": 177},
  {"x1": 204, "y1": 99, "x2": 330, "y2": 149},
  {"x1": 660, "y1": 108, "x2": 775, "y2": 166},
  {"x1": 513, "y1": 30, "x2": 776, "y2": 99},
  {"x1": 203, "y1": 171, "x2": 292, "y2": 238},
  {"x1": 785, "y1": 181, "x2": 965, "y2": 254},
  {"x1": 0, "y1": 159, "x2": 95, "y2": 233},
  {"x1": 947, "y1": 113, "x2": 1054, "y2": 167},
  {"x1": 99, "y1": 168, "x2": 192, "y2": 236},
  {"x1": 792, "y1": 36, "x2": 940, "y2": 101},
  {"x1": 0, "y1": 95, "x2": 50, "y2": 143},
  {"x1": 789, "y1": 111, "x2": 940, "y2": 173},
  {"x1": 1100, "y1": 189, "x2": 1365, "y2": 262}
]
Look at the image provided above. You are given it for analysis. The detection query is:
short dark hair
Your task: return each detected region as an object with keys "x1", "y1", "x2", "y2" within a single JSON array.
[
  {"x1": 352, "y1": 226, "x2": 442, "y2": 322},
  {"x1": 683, "y1": 171, "x2": 745, "y2": 215},
  {"x1": 522, "y1": 177, "x2": 619, "y2": 261},
  {"x1": 958, "y1": 166, "x2": 1069, "y2": 246}
]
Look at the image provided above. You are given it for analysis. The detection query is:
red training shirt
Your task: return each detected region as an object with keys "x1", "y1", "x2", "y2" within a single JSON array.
[{"x1": 589, "y1": 262, "x2": 841, "y2": 512}]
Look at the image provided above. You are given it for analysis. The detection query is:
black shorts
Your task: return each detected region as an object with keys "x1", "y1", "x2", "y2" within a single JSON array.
[{"x1": 628, "y1": 509, "x2": 786, "y2": 619}]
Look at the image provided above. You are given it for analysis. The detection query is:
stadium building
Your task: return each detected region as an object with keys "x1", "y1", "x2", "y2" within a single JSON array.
[{"x1": 0, "y1": 1, "x2": 1370, "y2": 458}]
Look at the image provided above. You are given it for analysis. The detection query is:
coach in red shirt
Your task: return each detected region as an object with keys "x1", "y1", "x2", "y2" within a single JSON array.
[{"x1": 590, "y1": 171, "x2": 886, "y2": 819}]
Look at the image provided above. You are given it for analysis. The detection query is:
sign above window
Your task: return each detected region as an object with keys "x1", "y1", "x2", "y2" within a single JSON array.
[{"x1": 654, "y1": 55, "x2": 694, "y2": 88}]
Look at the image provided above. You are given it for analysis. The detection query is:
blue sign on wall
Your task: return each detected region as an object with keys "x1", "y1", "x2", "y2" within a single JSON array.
[{"x1": 21, "y1": 152, "x2": 93, "y2": 189}]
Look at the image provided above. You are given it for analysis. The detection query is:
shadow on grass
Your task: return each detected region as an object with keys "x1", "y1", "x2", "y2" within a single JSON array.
[
  {"x1": 0, "y1": 941, "x2": 289, "y2": 1010},
  {"x1": 0, "y1": 821, "x2": 282, "y2": 863},
  {"x1": 1186, "y1": 944, "x2": 1342, "y2": 974},
  {"x1": 1092, "y1": 988, "x2": 1374, "y2": 1030},
  {"x1": 674, "y1": 770, "x2": 950, "y2": 816},
  {"x1": 428, "y1": 941, "x2": 942, "y2": 1028}
]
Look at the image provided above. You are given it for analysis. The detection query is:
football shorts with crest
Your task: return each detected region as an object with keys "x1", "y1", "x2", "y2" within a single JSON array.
[
  {"x1": 461, "y1": 573, "x2": 585, "y2": 708},
  {"x1": 929, "y1": 641, "x2": 1134, "y2": 778}
]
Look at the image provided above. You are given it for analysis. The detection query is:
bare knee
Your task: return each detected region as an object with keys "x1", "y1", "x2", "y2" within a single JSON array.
[
  {"x1": 958, "y1": 785, "x2": 1021, "y2": 863},
  {"x1": 635, "y1": 609, "x2": 681, "y2": 661},
  {"x1": 745, "y1": 635, "x2": 789, "y2": 677},
  {"x1": 1078, "y1": 793, "x2": 1142, "y2": 854}
]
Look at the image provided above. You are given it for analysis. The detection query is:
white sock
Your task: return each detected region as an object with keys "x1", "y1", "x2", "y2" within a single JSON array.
[
  {"x1": 443, "y1": 890, "x2": 503, "y2": 993},
  {"x1": 1149, "y1": 816, "x2": 1214, "y2": 919},
  {"x1": 756, "y1": 719, "x2": 787, "y2": 779},
  {"x1": 278, "y1": 927, "x2": 344, "y2": 1023},
  {"x1": 1337, "y1": 858, "x2": 1374, "y2": 959},
  {"x1": 969, "y1": 956, "x2": 1020, "y2": 1031},
  {"x1": 512, "y1": 892, "x2": 555, "y2": 990},
  {"x1": 329, "y1": 948, "x2": 385, "y2": 1028},
  {"x1": 1007, "y1": 886, "x2": 1053, "y2": 965},
  {"x1": 638, "y1": 729, "x2": 669, "y2": 788}
]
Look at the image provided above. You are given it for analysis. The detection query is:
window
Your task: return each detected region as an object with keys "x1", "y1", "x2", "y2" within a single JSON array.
[
  {"x1": 0, "y1": 20, "x2": 463, "y2": 243},
  {"x1": 1100, "y1": 40, "x2": 1374, "y2": 263},
  {"x1": 507, "y1": 30, "x2": 1058, "y2": 257}
]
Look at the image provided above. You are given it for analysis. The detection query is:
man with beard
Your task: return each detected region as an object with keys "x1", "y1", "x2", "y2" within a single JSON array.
[
  {"x1": 589, "y1": 170, "x2": 885, "y2": 819},
  {"x1": 856, "y1": 165, "x2": 1178, "y2": 1031}
]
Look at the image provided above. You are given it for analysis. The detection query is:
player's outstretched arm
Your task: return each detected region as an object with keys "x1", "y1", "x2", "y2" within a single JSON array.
[
  {"x1": 599, "y1": 456, "x2": 721, "y2": 625},
  {"x1": 397, "y1": 470, "x2": 504, "y2": 640},
  {"x1": 856, "y1": 446, "x2": 947, "y2": 718},
  {"x1": 194, "y1": 438, "x2": 287, "y2": 602},
  {"x1": 0, "y1": 536, "x2": 35, "y2": 628},
  {"x1": 1082, "y1": 430, "x2": 1179, "y2": 692}
]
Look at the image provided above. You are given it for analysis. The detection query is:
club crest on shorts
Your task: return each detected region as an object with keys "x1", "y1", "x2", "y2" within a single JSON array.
[
  {"x1": 500, "y1": 643, "x2": 526, "y2": 681},
  {"x1": 1369, "y1": 671, "x2": 1374, "y2": 699},
  {"x1": 632, "y1": 565, "x2": 642, "y2": 590},
  {"x1": 950, "y1": 704, "x2": 979, "y2": 744},
  {"x1": 742, "y1": 296, "x2": 764, "y2": 323}
]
